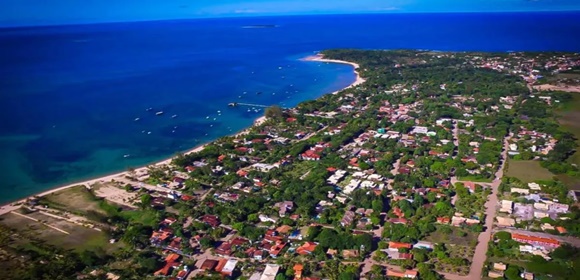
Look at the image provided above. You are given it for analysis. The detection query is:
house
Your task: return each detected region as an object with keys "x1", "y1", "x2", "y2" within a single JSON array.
[
  {"x1": 521, "y1": 272, "x2": 535, "y2": 280},
  {"x1": 436, "y1": 217, "x2": 450, "y2": 224},
  {"x1": 259, "y1": 214, "x2": 279, "y2": 223},
  {"x1": 269, "y1": 241, "x2": 286, "y2": 258},
  {"x1": 167, "y1": 237, "x2": 182, "y2": 251},
  {"x1": 384, "y1": 248, "x2": 413, "y2": 260},
  {"x1": 511, "y1": 187, "x2": 530, "y2": 195},
  {"x1": 301, "y1": 150, "x2": 321, "y2": 161},
  {"x1": 276, "y1": 225, "x2": 293, "y2": 235},
  {"x1": 154, "y1": 253, "x2": 180, "y2": 276},
  {"x1": 296, "y1": 242, "x2": 318, "y2": 255},
  {"x1": 326, "y1": 248, "x2": 338, "y2": 258},
  {"x1": 464, "y1": 181, "x2": 477, "y2": 193},
  {"x1": 496, "y1": 216, "x2": 516, "y2": 227},
  {"x1": 293, "y1": 264, "x2": 304, "y2": 280},
  {"x1": 512, "y1": 233, "x2": 560, "y2": 249},
  {"x1": 556, "y1": 226, "x2": 567, "y2": 234},
  {"x1": 260, "y1": 264, "x2": 280, "y2": 280},
  {"x1": 275, "y1": 201, "x2": 294, "y2": 217},
  {"x1": 500, "y1": 200, "x2": 514, "y2": 213},
  {"x1": 201, "y1": 214, "x2": 220, "y2": 228},
  {"x1": 386, "y1": 268, "x2": 418, "y2": 279},
  {"x1": 342, "y1": 249, "x2": 360, "y2": 259},
  {"x1": 389, "y1": 242, "x2": 413, "y2": 250},
  {"x1": 413, "y1": 241, "x2": 434, "y2": 250},
  {"x1": 493, "y1": 262, "x2": 507, "y2": 271},
  {"x1": 388, "y1": 218, "x2": 408, "y2": 225},
  {"x1": 220, "y1": 259, "x2": 238, "y2": 277},
  {"x1": 216, "y1": 242, "x2": 233, "y2": 256},
  {"x1": 253, "y1": 250, "x2": 265, "y2": 261},
  {"x1": 488, "y1": 271, "x2": 505, "y2": 278},
  {"x1": 200, "y1": 259, "x2": 219, "y2": 270},
  {"x1": 528, "y1": 182, "x2": 542, "y2": 191},
  {"x1": 341, "y1": 211, "x2": 355, "y2": 227},
  {"x1": 451, "y1": 216, "x2": 466, "y2": 227}
]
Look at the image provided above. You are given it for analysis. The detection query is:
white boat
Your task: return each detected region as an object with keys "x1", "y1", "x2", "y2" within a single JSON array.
[
  {"x1": 134, "y1": 118, "x2": 140, "y2": 121},
  {"x1": 123, "y1": 154, "x2": 130, "y2": 158},
  {"x1": 171, "y1": 115, "x2": 177, "y2": 118},
  {"x1": 147, "y1": 131, "x2": 151, "y2": 134},
  {"x1": 156, "y1": 111, "x2": 163, "y2": 116}
]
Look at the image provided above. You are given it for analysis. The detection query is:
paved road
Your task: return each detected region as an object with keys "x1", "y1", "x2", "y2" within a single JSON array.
[{"x1": 463, "y1": 137, "x2": 509, "y2": 280}]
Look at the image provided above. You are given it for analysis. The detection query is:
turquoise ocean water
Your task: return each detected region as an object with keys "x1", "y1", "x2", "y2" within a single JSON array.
[{"x1": 1, "y1": 12, "x2": 580, "y2": 203}]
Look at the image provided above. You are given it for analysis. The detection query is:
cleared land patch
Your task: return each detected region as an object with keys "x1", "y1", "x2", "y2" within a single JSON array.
[
  {"x1": 0, "y1": 211, "x2": 118, "y2": 252},
  {"x1": 41, "y1": 185, "x2": 107, "y2": 216},
  {"x1": 505, "y1": 159, "x2": 555, "y2": 183}
]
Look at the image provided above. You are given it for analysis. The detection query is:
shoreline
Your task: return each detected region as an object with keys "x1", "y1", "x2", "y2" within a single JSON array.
[
  {"x1": 301, "y1": 53, "x2": 366, "y2": 94},
  {"x1": 0, "y1": 54, "x2": 364, "y2": 214},
  {"x1": 0, "y1": 116, "x2": 266, "y2": 215}
]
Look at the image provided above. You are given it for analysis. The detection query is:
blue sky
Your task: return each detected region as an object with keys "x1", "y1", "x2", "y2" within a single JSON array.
[{"x1": 1, "y1": 0, "x2": 580, "y2": 26}]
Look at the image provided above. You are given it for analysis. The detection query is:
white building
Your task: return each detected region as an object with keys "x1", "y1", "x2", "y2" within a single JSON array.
[{"x1": 260, "y1": 264, "x2": 280, "y2": 280}]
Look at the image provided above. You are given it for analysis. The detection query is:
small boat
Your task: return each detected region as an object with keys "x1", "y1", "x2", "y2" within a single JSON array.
[
  {"x1": 123, "y1": 154, "x2": 130, "y2": 158},
  {"x1": 228, "y1": 102, "x2": 238, "y2": 107},
  {"x1": 146, "y1": 107, "x2": 153, "y2": 111},
  {"x1": 256, "y1": 91, "x2": 262, "y2": 95},
  {"x1": 206, "y1": 116, "x2": 210, "y2": 119},
  {"x1": 156, "y1": 111, "x2": 164, "y2": 116},
  {"x1": 247, "y1": 109, "x2": 251, "y2": 112},
  {"x1": 171, "y1": 115, "x2": 177, "y2": 118},
  {"x1": 278, "y1": 66, "x2": 282, "y2": 69},
  {"x1": 213, "y1": 118, "x2": 217, "y2": 121},
  {"x1": 217, "y1": 110, "x2": 221, "y2": 113},
  {"x1": 147, "y1": 131, "x2": 151, "y2": 134},
  {"x1": 134, "y1": 118, "x2": 140, "y2": 121}
]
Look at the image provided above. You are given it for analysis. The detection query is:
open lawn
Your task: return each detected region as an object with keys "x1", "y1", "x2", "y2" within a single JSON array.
[
  {"x1": 41, "y1": 185, "x2": 107, "y2": 216},
  {"x1": 457, "y1": 176, "x2": 492, "y2": 183},
  {"x1": 556, "y1": 92, "x2": 580, "y2": 189},
  {"x1": 0, "y1": 211, "x2": 121, "y2": 253},
  {"x1": 425, "y1": 226, "x2": 479, "y2": 247},
  {"x1": 505, "y1": 159, "x2": 555, "y2": 183}
]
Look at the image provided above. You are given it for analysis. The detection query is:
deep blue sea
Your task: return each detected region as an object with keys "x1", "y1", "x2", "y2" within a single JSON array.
[{"x1": 1, "y1": 12, "x2": 580, "y2": 203}]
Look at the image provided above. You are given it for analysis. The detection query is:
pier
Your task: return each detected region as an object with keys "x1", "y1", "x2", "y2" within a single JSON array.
[{"x1": 229, "y1": 102, "x2": 277, "y2": 108}]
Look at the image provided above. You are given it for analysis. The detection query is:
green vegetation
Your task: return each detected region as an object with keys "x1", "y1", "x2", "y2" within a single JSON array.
[{"x1": 505, "y1": 159, "x2": 555, "y2": 183}]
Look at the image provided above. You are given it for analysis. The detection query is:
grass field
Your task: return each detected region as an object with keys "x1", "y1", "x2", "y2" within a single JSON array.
[
  {"x1": 0, "y1": 211, "x2": 120, "y2": 252},
  {"x1": 41, "y1": 185, "x2": 107, "y2": 217},
  {"x1": 556, "y1": 92, "x2": 580, "y2": 189},
  {"x1": 505, "y1": 159, "x2": 555, "y2": 183},
  {"x1": 457, "y1": 176, "x2": 493, "y2": 183},
  {"x1": 426, "y1": 226, "x2": 479, "y2": 247}
]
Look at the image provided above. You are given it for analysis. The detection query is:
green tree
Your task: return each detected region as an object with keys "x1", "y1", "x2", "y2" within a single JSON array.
[{"x1": 265, "y1": 105, "x2": 284, "y2": 119}]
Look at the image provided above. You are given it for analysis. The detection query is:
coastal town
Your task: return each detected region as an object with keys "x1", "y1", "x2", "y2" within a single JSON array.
[{"x1": 2, "y1": 50, "x2": 580, "y2": 280}]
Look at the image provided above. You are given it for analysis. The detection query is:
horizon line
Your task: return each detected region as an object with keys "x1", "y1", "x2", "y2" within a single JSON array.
[{"x1": 2, "y1": 9, "x2": 580, "y2": 29}]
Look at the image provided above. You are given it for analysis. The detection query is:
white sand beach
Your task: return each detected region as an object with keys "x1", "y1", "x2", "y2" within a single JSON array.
[{"x1": 302, "y1": 53, "x2": 366, "y2": 94}]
